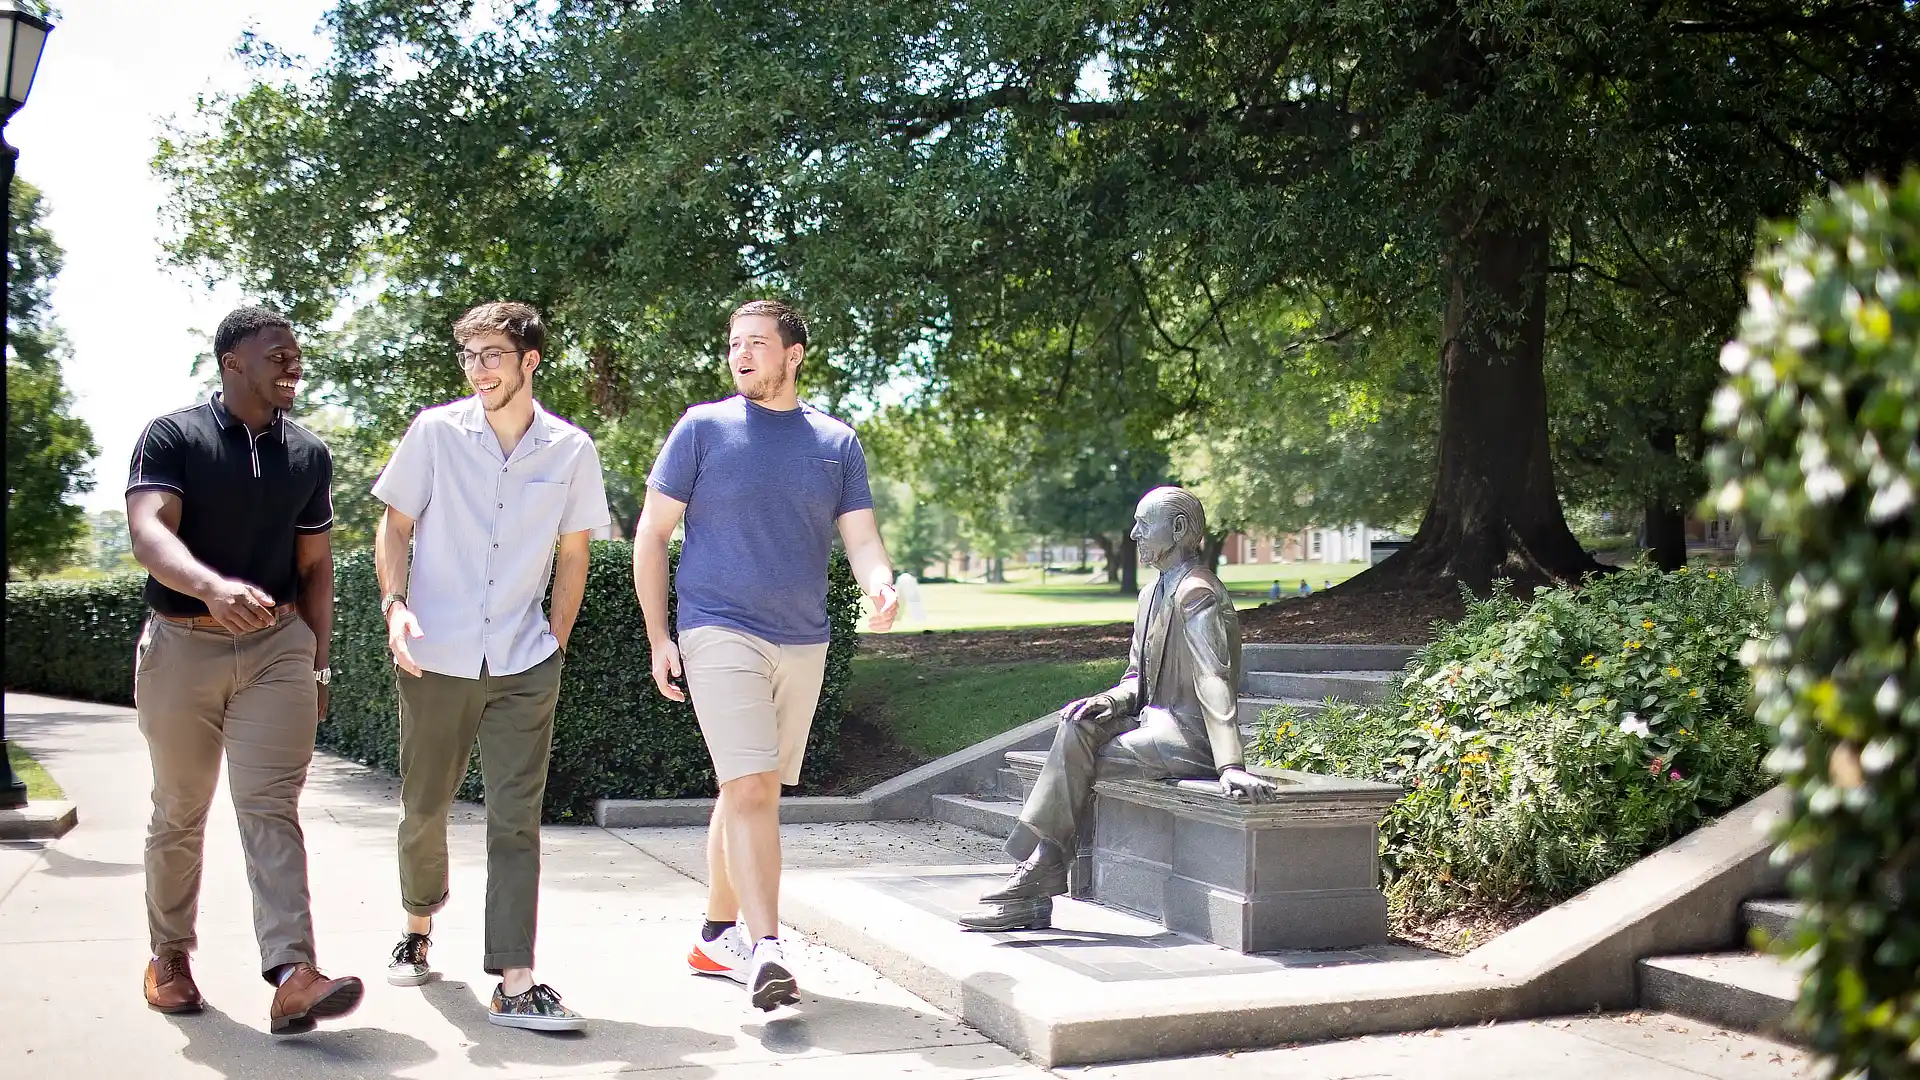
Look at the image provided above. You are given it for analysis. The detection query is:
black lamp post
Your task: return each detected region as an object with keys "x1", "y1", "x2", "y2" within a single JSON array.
[{"x1": 1, "y1": 0, "x2": 52, "y2": 810}]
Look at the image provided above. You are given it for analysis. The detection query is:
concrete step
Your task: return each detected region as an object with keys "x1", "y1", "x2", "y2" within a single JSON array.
[
  {"x1": 1241, "y1": 669, "x2": 1396, "y2": 703},
  {"x1": 1237, "y1": 695, "x2": 1330, "y2": 728},
  {"x1": 1742, "y1": 898, "x2": 1803, "y2": 947},
  {"x1": 1638, "y1": 953, "x2": 1800, "y2": 1039},
  {"x1": 996, "y1": 766, "x2": 1033, "y2": 800},
  {"x1": 930, "y1": 793, "x2": 1021, "y2": 839},
  {"x1": 1241, "y1": 643, "x2": 1416, "y2": 673}
]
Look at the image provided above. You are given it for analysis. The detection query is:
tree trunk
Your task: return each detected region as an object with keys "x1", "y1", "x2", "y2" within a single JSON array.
[
  {"x1": 1349, "y1": 206, "x2": 1602, "y2": 597},
  {"x1": 1118, "y1": 535, "x2": 1140, "y2": 595},
  {"x1": 1091, "y1": 534, "x2": 1117, "y2": 584},
  {"x1": 1203, "y1": 531, "x2": 1228, "y2": 572},
  {"x1": 1643, "y1": 430, "x2": 1688, "y2": 571}
]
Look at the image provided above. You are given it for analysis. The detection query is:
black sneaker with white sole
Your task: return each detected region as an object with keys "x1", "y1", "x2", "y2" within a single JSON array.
[
  {"x1": 747, "y1": 938, "x2": 800, "y2": 1011},
  {"x1": 387, "y1": 932, "x2": 431, "y2": 986}
]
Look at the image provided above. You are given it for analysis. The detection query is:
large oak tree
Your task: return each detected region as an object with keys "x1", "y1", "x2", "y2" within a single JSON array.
[{"x1": 159, "y1": 0, "x2": 1917, "y2": 594}]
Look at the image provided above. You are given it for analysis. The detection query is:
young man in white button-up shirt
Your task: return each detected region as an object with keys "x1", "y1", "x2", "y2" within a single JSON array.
[{"x1": 370, "y1": 301, "x2": 611, "y2": 1031}]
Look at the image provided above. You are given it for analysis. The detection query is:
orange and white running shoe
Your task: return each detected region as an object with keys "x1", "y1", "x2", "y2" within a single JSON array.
[{"x1": 687, "y1": 924, "x2": 751, "y2": 984}]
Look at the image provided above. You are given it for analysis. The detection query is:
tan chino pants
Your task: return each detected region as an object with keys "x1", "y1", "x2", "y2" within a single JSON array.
[{"x1": 134, "y1": 612, "x2": 321, "y2": 981}]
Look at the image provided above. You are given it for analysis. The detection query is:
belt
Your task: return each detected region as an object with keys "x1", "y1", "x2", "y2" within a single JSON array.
[{"x1": 156, "y1": 607, "x2": 300, "y2": 631}]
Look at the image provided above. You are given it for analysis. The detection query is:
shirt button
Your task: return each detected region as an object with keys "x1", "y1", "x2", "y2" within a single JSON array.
[
  {"x1": 488, "y1": 580, "x2": 495, "y2": 586},
  {"x1": 493, "y1": 543, "x2": 500, "y2": 549},
  {"x1": 497, "y1": 502, "x2": 504, "y2": 509},
  {"x1": 484, "y1": 617, "x2": 491, "y2": 624}
]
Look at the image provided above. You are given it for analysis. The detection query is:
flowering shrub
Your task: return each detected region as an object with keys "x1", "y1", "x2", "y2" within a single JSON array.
[
  {"x1": 1251, "y1": 562, "x2": 1770, "y2": 915},
  {"x1": 1705, "y1": 173, "x2": 1920, "y2": 1075}
]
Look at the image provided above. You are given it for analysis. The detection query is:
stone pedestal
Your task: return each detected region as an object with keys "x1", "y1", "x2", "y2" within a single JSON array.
[{"x1": 1087, "y1": 769, "x2": 1402, "y2": 952}]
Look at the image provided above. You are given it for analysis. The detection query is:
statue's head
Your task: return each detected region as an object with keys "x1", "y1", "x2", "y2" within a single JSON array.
[{"x1": 1130, "y1": 486, "x2": 1207, "y2": 571}]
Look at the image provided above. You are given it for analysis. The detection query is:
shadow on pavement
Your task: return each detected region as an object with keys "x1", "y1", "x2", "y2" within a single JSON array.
[
  {"x1": 37, "y1": 847, "x2": 141, "y2": 879},
  {"x1": 168, "y1": 1005, "x2": 439, "y2": 1080},
  {"x1": 421, "y1": 978, "x2": 726, "y2": 1077}
]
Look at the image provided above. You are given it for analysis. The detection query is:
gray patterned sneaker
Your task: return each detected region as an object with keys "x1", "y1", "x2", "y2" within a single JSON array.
[
  {"x1": 488, "y1": 982, "x2": 587, "y2": 1031},
  {"x1": 386, "y1": 932, "x2": 431, "y2": 987}
]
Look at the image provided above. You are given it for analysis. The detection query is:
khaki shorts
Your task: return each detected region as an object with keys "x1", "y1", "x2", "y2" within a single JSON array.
[{"x1": 679, "y1": 625, "x2": 829, "y2": 786}]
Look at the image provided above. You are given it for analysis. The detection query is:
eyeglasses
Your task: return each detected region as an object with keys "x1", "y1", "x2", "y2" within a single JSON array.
[{"x1": 457, "y1": 348, "x2": 524, "y2": 371}]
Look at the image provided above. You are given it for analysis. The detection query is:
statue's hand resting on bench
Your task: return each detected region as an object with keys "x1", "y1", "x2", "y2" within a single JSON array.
[{"x1": 1218, "y1": 765, "x2": 1281, "y2": 804}]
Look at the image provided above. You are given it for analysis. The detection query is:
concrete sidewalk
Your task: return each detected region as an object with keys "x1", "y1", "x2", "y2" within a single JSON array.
[{"x1": 1, "y1": 693, "x2": 1812, "y2": 1079}]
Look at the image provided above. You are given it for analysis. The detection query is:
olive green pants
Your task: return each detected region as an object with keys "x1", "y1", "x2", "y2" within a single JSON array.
[{"x1": 395, "y1": 652, "x2": 561, "y2": 974}]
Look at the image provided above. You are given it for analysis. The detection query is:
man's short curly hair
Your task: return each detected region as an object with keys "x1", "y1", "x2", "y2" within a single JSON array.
[
  {"x1": 730, "y1": 299, "x2": 809, "y2": 350},
  {"x1": 453, "y1": 301, "x2": 548, "y2": 355},
  {"x1": 214, "y1": 306, "x2": 292, "y2": 359}
]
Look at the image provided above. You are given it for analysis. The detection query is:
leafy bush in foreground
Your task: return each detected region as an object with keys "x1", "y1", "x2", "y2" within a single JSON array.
[
  {"x1": 1706, "y1": 172, "x2": 1920, "y2": 1076},
  {"x1": 1253, "y1": 562, "x2": 1769, "y2": 915}
]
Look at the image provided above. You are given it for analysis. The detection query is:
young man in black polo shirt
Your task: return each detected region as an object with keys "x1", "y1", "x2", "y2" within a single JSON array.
[{"x1": 125, "y1": 306, "x2": 365, "y2": 1035}]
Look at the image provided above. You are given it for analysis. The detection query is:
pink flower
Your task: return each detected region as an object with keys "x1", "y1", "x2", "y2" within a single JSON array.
[{"x1": 1669, "y1": 770, "x2": 1684, "y2": 781}]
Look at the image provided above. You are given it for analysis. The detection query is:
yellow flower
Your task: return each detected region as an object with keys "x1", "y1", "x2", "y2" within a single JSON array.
[
  {"x1": 1582, "y1": 654, "x2": 1597, "y2": 666},
  {"x1": 1667, "y1": 666, "x2": 1682, "y2": 679},
  {"x1": 1561, "y1": 686, "x2": 1573, "y2": 697},
  {"x1": 1707, "y1": 570, "x2": 1719, "y2": 579},
  {"x1": 1642, "y1": 620, "x2": 1655, "y2": 630},
  {"x1": 1689, "y1": 688, "x2": 1702, "y2": 698},
  {"x1": 1676, "y1": 567, "x2": 1690, "y2": 574},
  {"x1": 1678, "y1": 728, "x2": 1690, "y2": 736},
  {"x1": 1625, "y1": 640, "x2": 1643, "y2": 650}
]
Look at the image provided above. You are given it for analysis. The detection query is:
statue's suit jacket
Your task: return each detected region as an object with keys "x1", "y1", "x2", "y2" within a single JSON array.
[
  {"x1": 1106, "y1": 560, "x2": 1246, "y2": 772},
  {"x1": 1005, "y1": 559, "x2": 1246, "y2": 863}
]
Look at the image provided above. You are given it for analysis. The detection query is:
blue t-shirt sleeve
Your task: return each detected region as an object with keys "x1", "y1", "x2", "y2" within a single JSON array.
[
  {"x1": 648, "y1": 414, "x2": 700, "y2": 502},
  {"x1": 837, "y1": 433, "x2": 875, "y2": 517}
]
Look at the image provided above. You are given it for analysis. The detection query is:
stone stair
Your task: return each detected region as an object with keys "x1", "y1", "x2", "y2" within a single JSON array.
[
  {"x1": 1638, "y1": 897, "x2": 1805, "y2": 1039},
  {"x1": 931, "y1": 644, "x2": 1410, "y2": 843}
]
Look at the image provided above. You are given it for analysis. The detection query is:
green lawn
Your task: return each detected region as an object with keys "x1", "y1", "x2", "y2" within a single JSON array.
[
  {"x1": 850, "y1": 655, "x2": 1129, "y2": 760},
  {"x1": 869, "y1": 561, "x2": 1372, "y2": 633},
  {"x1": 6, "y1": 743, "x2": 64, "y2": 801}
]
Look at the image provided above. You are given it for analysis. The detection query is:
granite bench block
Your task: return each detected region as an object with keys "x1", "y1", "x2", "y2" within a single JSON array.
[{"x1": 1088, "y1": 768, "x2": 1403, "y2": 953}]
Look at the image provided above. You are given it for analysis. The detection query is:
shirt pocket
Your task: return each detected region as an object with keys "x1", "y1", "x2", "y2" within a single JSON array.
[
  {"x1": 517, "y1": 480, "x2": 569, "y2": 538},
  {"x1": 806, "y1": 457, "x2": 843, "y2": 505}
]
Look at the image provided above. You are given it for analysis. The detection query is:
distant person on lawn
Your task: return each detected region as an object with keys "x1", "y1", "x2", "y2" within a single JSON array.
[
  {"x1": 125, "y1": 305, "x2": 364, "y2": 1034},
  {"x1": 371, "y1": 301, "x2": 611, "y2": 1031},
  {"x1": 633, "y1": 299, "x2": 899, "y2": 1011}
]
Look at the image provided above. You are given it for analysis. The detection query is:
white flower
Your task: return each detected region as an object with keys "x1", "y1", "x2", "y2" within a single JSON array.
[{"x1": 1619, "y1": 713, "x2": 1651, "y2": 739}]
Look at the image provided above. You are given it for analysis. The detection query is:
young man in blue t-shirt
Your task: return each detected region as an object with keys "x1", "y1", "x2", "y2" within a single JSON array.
[{"x1": 632, "y1": 300, "x2": 898, "y2": 1010}]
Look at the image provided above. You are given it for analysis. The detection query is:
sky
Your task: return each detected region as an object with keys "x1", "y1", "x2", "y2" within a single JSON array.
[{"x1": 10, "y1": 0, "x2": 335, "y2": 511}]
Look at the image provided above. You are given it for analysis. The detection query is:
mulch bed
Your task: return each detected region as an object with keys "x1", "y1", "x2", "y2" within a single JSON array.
[{"x1": 1392, "y1": 900, "x2": 1547, "y2": 956}]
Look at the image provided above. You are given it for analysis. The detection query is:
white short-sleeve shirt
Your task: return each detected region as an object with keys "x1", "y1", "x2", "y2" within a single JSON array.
[{"x1": 372, "y1": 396, "x2": 612, "y2": 678}]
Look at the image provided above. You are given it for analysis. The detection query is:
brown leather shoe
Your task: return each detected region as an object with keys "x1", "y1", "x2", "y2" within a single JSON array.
[
  {"x1": 269, "y1": 964, "x2": 364, "y2": 1035},
  {"x1": 144, "y1": 951, "x2": 204, "y2": 1014}
]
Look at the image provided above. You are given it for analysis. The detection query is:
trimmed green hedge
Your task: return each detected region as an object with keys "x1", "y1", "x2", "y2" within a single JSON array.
[
  {"x1": 3, "y1": 574, "x2": 148, "y2": 705},
  {"x1": 1706, "y1": 173, "x2": 1920, "y2": 1074},
  {"x1": 5, "y1": 541, "x2": 862, "y2": 822}
]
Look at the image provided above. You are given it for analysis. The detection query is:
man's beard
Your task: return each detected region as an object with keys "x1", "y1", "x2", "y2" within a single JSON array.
[
  {"x1": 481, "y1": 367, "x2": 526, "y2": 411},
  {"x1": 738, "y1": 365, "x2": 791, "y2": 403}
]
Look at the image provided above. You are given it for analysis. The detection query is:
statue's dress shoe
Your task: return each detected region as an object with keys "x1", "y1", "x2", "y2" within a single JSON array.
[
  {"x1": 979, "y1": 860, "x2": 1068, "y2": 903},
  {"x1": 958, "y1": 898, "x2": 1053, "y2": 932}
]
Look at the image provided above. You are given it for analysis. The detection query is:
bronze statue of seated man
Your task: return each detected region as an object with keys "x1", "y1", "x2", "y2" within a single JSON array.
[{"x1": 960, "y1": 486, "x2": 1278, "y2": 932}]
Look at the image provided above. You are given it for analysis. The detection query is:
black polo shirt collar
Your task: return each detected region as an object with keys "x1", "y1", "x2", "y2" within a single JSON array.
[{"x1": 208, "y1": 392, "x2": 285, "y2": 437}]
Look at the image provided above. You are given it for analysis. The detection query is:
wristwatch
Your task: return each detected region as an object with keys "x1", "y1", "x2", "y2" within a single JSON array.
[
  {"x1": 314, "y1": 667, "x2": 332, "y2": 686},
  {"x1": 381, "y1": 592, "x2": 408, "y2": 617}
]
